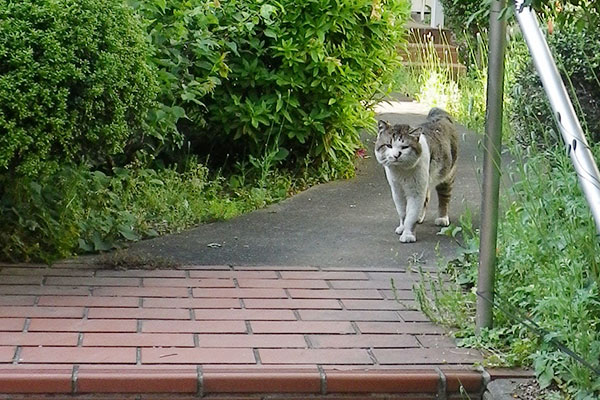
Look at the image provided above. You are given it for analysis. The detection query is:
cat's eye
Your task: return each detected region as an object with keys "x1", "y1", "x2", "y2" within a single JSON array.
[
  {"x1": 385, "y1": 144, "x2": 392, "y2": 148},
  {"x1": 400, "y1": 145, "x2": 410, "y2": 150}
]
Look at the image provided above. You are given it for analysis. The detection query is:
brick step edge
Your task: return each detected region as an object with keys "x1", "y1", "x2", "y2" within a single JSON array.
[{"x1": 0, "y1": 367, "x2": 491, "y2": 397}]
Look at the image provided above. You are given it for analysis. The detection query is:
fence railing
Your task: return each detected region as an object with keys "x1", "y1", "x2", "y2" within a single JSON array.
[{"x1": 411, "y1": 0, "x2": 444, "y2": 28}]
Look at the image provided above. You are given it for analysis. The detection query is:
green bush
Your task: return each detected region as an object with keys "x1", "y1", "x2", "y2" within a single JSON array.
[
  {"x1": 134, "y1": 0, "x2": 409, "y2": 176},
  {"x1": 509, "y1": 25, "x2": 600, "y2": 146},
  {"x1": 438, "y1": 0, "x2": 489, "y2": 67},
  {"x1": 205, "y1": 0, "x2": 409, "y2": 174},
  {"x1": 493, "y1": 147, "x2": 600, "y2": 398},
  {"x1": 127, "y1": 0, "x2": 230, "y2": 156},
  {"x1": 404, "y1": 14, "x2": 600, "y2": 395},
  {"x1": 0, "y1": 0, "x2": 158, "y2": 176}
]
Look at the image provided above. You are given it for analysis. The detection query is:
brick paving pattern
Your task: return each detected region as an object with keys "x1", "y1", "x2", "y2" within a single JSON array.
[{"x1": 0, "y1": 262, "x2": 506, "y2": 398}]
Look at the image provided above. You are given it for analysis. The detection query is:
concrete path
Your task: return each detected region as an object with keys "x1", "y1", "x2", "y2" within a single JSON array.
[{"x1": 125, "y1": 100, "x2": 483, "y2": 268}]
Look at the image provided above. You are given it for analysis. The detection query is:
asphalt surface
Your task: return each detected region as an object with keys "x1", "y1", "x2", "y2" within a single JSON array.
[{"x1": 124, "y1": 99, "x2": 484, "y2": 268}]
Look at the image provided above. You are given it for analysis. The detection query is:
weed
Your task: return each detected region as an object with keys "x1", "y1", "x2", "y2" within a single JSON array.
[{"x1": 407, "y1": 251, "x2": 426, "y2": 267}]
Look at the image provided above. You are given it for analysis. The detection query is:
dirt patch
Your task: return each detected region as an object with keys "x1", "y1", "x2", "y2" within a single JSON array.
[
  {"x1": 513, "y1": 379, "x2": 560, "y2": 400},
  {"x1": 94, "y1": 249, "x2": 181, "y2": 270}
]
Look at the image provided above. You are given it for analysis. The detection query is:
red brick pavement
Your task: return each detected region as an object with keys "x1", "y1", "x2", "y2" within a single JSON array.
[{"x1": 0, "y1": 262, "x2": 529, "y2": 399}]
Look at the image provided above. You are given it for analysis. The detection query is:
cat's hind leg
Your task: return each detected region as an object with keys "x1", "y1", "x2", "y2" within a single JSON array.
[{"x1": 435, "y1": 180, "x2": 453, "y2": 226}]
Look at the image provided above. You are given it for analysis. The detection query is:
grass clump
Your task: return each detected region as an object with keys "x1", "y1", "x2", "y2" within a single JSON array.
[
  {"x1": 425, "y1": 145, "x2": 600, "y2": 398},
  {"x1": 0, "y1": 160, "x2": 297, "y2": 263},
  {"x1": 394, "y1": 30, "x2": 489, "y2": 134}
]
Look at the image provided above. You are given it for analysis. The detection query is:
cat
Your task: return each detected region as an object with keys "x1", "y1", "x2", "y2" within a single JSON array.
[{"x1": 375, "y1": 107, "x2": 458, "y2": 243}]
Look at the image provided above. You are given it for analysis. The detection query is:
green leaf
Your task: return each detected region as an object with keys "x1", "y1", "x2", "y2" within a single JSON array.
[
  {"x1": 29, "y1": 182, "x2": 42, "y2": 196},
  {"x1": 273, "y1": 148, "x2": 289, "y2": 161},
  {"x1": 119, "y1": 225, "x2": 141, "y2": 241},
  {"x1": 225, "y1": 41, "x2": 238, "y2": 55},
  {"x1": 170, "y1": 106, "x2": 186, "y2": 120},
  {"x1": 146, "y1": 229, "x2": 159, "y2": 237},
  {"x1": 78, "y1": 239, "x2": 93, "y2": 252},
  {"x1": 538, "y1": 365, "x2": 554, "y2": 389},
  {"x1": 92, "y1": 233, "x2": 112, "y2": 252},
  {"x1": 264, "y1": 28, "x2": 277, "y2": 39},
  {"x1": 260, "y1": 4, "x2": 276, "y2": 20}
]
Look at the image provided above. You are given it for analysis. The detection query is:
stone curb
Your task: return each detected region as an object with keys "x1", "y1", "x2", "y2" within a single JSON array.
[
  {"x1": 0, "y1": 367, "x2": 486, "y2": 398},
  {"x1": 484, "y1": 379, "x2": 533, "y2": 400}
]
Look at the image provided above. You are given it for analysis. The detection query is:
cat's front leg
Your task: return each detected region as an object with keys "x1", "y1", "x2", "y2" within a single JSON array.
[
  {"x1": 399, "y1": 195, "x2": 424, "y2": 243},
  {"x1": 418, "y1": 187, "x2": 430, "y2": 224},
  {"x1": 390, "y1": 186, "x2": 406, "y2": 235}
]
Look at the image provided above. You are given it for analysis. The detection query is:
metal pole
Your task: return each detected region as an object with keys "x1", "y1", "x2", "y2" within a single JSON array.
[
  {"x1": 514, "y1": 1, "x2": 600, "y2": 235},
  {"x1": 476, "y1": 0, "x2": 507, "y2": 333}
]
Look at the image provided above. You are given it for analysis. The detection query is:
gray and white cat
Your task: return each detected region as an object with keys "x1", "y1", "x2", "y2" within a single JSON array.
[{"x1": 375, "y1": 108, "x2": 458, "y2": 243}]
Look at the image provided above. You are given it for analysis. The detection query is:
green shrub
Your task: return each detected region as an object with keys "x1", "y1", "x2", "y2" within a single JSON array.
[
  {"x1": 134, "y1": 0, "x2": 409, "y2": 176},
  {"x1": 508, "y1": 25, "x2": 600, "y2": 146},
  {"x1": 540, "y1": 0, "x2": 600, "y2": 31},
  {"x1": 204, "y1": 0, "x2": 409, "y2": 175},
  {"x1": 442, "y1": 145, "x2": 600, "y2": 398},
  {"x1": 0, "y1": 0, "x2": 158, "y2": 176},
  {"x1": 438, "y1": 0, "x2": 488, "y2": 36},
  {"x1": 403, "y1": 17, "x2": 600, "y2": 396},
  {"x1": 438, "y1": 0, "x2": 489, "y2": 67},
  {"x1": 127, "y1": 0, "x2": 229, "y2": 156}
]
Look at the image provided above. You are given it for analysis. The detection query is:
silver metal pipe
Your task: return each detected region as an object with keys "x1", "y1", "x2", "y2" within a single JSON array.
[
  {"x1": 515, "y1": 0, "x2": 600, "y2": 235},
  {"x1": 476, "y1": 0, "x2": 507, "y2": 332}
]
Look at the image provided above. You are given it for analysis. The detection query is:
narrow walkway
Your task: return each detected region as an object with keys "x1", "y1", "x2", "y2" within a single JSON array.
[{"x1": 0, "y1": 99, "x2": 529, "y2": 399}]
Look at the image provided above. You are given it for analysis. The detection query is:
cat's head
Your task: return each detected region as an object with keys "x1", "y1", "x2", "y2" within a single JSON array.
[{"x1": 375, "y1": 120, "x2": 423, "y2": 168}]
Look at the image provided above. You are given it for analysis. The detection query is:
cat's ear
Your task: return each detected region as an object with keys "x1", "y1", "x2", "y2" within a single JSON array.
[
  {"x1": 408, "y1": 127, "x2": 422, "y2": 139},
  {"x1": 378, "y1": 120, "x2": 390, "y2": 135}
]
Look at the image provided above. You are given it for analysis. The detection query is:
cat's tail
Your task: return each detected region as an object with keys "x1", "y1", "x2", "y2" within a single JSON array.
[{"x1": 427, "y1": 107, "x2": 453, "y2": 124}]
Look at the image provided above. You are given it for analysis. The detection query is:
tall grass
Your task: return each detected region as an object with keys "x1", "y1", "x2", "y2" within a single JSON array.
[
  {"x1": 399, "y1": 28, "x2": 600, "y2": 398},
  {"x1": 395, "y1": 29, "x2": 488, "y2": 132},
  {"x1": 0, "y1": 159, "x2": 299, "y2": 262}
]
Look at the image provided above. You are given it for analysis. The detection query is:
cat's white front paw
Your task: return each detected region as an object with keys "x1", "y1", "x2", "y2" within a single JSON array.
[
  {"x1": 395, "y1": 225, "x2": 404, "y2": 235},
  {"x1": 399, "y1": 232, "x2": 416, "y2": 243},
  {"x1": 435, "y1": 216, "x2": 450, "y2": 226}
]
